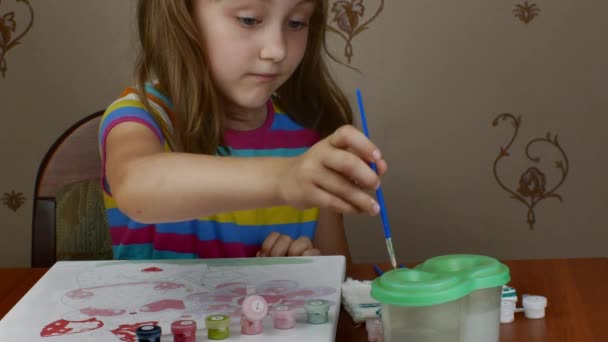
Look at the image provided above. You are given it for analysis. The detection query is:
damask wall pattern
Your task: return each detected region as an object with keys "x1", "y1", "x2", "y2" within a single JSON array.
[
  {"x1": 324, "y1": 0, "x2": 539, "y2": 66},
  {"x1": 492, "y1": 114, "x2": 569, "y2": 230},
  {"x1": 513, "y1": 2, "x2": 540, "y2": 24},
  {"x1": 326, "y1": 0, "x2": 384, "y2": 64},
  {"x1": 0, "y1": 0, "x2": 34, "y2": 78},
  {"x1": 1, "y1": 0, "x2": 32, "y2": 213},
  {"x1": 2, "y1": 190, "x2": 26, "y2": 212}
]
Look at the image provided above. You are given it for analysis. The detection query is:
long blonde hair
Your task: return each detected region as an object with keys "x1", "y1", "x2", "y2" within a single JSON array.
[{"x1": 135, "y1": 0, "x2": 353, "y2": 154}]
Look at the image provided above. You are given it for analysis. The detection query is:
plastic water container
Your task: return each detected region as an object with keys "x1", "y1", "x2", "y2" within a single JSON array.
[
  {"x1": 371, "y1": 255, "x2": 510, "y2": 342},
  {"x1": 416, "y1": 255, "x2": 510, "y2": 342},
  {"x1": 371, "y1": 268, "x2": 471, "y2": 342}
]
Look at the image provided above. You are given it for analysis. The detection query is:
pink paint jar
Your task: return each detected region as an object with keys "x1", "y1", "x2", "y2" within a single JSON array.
[
  {"x1": 240, "y1": 295, "x2": 268, "y2": 335},
  {"x1": 171, "y1": 320, "x2": 196, "y2": 342},
  {"x1": 271, "y1": 304, "x2": 296, "y2": 330}
]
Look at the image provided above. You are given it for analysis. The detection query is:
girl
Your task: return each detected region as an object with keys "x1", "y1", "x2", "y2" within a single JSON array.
[{"x1": 99, "y1": 0, "x2": 388, "y2": 261}]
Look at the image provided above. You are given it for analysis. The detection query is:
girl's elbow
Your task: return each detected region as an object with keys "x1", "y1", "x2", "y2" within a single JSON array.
[{"x1": 112, "y1": 187, "x2": 155, "y2": 224}]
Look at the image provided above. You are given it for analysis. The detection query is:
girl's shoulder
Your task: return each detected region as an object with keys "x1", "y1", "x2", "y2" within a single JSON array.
[{"x1": 102, "y1": 84, "x2": 175, "y2": 129}]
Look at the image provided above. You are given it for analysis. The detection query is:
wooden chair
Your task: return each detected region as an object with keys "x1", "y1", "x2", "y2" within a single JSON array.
[{"x1": 31, "y1": 110, "x2": 110, "y2": 267}]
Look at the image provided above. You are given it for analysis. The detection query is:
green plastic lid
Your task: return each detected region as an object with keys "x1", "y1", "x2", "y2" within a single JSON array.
[
  {"x1": 415, "y1": 254, "x2": 510, "y2": 290},
  {"x1": 371, "y1": 269, "x2": 471, "y2": 307}
]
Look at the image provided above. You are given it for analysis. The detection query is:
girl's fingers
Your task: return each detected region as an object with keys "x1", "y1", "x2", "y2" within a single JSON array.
[
  {"x1": 259, "y1": 232, "x2": 281, "y2": 257},
  {"x1": 375, "y1": 159, "x2": 388, "y2": 176},
  {"x1": 259, "y1": 234, "x2": 320, "y2": 258},
  {"x1": 328, "y1": 125, "x2": 383, "y2": 164},
  {"x1": 287, "y1": 236, "x2": 314, "y2": 256},
  {"x1": 301, "y1": 248, "x2": 321, "y2": 256},
  {"x1": 322, "y1": 149, "x2": 380, "y2": 190},
  {"x1": 315, "y1": 170, "x2": 378, "y2": 215},
  {"x1": 268, "y1": 234, "x2": 293, "y2": 257},
  {"x1": 310, "y1": 187, "x2": 359, "y2": 214}
]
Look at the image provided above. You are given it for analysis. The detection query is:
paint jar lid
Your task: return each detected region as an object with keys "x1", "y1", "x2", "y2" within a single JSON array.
[
  {"x1": 171, "y1": 320, "x2": 196, "y2": 335},
  {"x1": 271, "y1": 304, "x2": 295, "y2": 319},
  {"x1": 304, "y1": 299, "x2": 330, "y2": 314},
  {"x1": 371, "y1": 269, "x2": 470, "y2": 307},
  {"x1": 522, "y1": 295, "x2": 547, "y2": 309},
  {"x1": 205, "y1": 314, "x2": 231, "y2": 329},
  {"x1": 502, "y1": 285, "x2": 518, "y2": 302},
  {"x1": 415, "y1": 254, "x2": 510, "y2": 290},
  {"x1": 242, "y1": 295, "x2": 268, "y2": 321},
  {"x1": 135, "y1": 324, "x2": 161, "y2": 339}
]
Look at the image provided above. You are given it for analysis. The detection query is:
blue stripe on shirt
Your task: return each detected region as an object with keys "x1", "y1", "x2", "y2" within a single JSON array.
[{"x1": 99, "y1": 107, "x2": 164, "y2": 147}]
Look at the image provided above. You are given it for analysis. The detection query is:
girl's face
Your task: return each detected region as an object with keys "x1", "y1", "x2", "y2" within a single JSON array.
[{"x1": 193, "y1": 0, "x2": 315, "y2": 112}]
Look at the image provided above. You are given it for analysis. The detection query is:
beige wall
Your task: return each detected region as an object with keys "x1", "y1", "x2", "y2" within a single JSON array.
[
  {"x1": 0, "y1": 0, "x2": 136, "y2": 267},
  {"x1": 1, "y1": 1, "x2": 606, "y2": 267}
]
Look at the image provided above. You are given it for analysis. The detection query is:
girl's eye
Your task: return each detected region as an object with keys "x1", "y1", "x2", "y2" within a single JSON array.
[
  {"x1": 288, "y1": 20, "x2": 308, "y2": 30},
  {"x1": 238, "y1": 17, "x2": 260, "y2": 26}
]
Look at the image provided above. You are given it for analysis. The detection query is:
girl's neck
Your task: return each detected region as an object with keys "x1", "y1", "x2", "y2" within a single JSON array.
[{"x1": 224, "y1": 102, "x2": 268, "y2": 131}]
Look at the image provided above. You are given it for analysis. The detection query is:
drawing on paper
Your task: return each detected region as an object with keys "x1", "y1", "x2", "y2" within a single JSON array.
[{"x1": 38, "y1": 261, "x2": 338, "y2": 341}]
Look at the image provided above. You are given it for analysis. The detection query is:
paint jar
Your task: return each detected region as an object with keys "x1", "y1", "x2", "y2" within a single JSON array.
[
  {"x1": 304, "y1": 299, "x2": 330, "y2": 324},
  {"x1": 135, "y1": 324, "x2": 161, "y2": 342},
  {"x1": 241, "y1": 295, "x2": 268, "y2": 335},
  {"x1": 271, "y1": 304, "x2": 296, "y2": 329},
  {"x1": 205, "y1": 314, "x2": 231, "y2": 340},
  {"x1": 171, "y1": 320, "x2": 196, "y2": 342},
  {"x1": 500, "y1": 300, "x2": 516, "y2": 323},
  {"x1": 522, "y1": 295, "x2": 547, "y2": 319}
]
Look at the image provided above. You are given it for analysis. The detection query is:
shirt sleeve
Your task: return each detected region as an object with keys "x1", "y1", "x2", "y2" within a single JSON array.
[{"x1": 98, "y1": 94, "x2": 166, "y2": 194}]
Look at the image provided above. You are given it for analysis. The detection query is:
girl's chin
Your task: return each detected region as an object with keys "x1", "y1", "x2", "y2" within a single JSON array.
[{"x1": 228, "y1": 92, "x2": 274, "y2": 109}]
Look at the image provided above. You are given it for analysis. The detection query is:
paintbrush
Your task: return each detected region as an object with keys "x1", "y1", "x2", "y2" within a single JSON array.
[{"x1": 355, "y1": 88, "x2": 398, "y2": 269}]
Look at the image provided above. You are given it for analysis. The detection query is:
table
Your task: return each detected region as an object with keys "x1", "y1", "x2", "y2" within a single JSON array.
[
  {"x1": 339, "y1": 258, "x2": 608, "y2": 342},
  {"x1": 2, "y1": 258, "x2": 607, "y2": 341}
]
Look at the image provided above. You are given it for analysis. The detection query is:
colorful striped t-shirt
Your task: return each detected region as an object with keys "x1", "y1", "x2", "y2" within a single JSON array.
[{"x1": 98, "y1": 85, "x2": 321, "y2": 259}]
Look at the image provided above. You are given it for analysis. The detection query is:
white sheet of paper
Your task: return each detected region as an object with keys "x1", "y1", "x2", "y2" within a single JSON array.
[{"x1": 0, "y1": 256, "x2": 345, "y2": 342}]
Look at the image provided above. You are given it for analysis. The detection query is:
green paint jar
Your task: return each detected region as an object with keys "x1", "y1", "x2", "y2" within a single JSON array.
[
  {"x1": 205, "y1": 314, "x2": 231, "y2": 340},
  {"x1": 304, "y1": 299, "x2": 330, "y2": 324}
]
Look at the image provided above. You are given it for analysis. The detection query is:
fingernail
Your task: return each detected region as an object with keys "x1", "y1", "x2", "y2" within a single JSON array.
[
  {"x1": 372, "y1": 149, "x2": 382, "y2": 161},
  {"x1": 372, "y1": 203, "x2": 380, "y2": 214},
  {"x1": 375, "y1": 181, "x2": 381, "y2": 190},
  {"x1": 371, "y1": 200, "x2": 380, "y2": 214}
]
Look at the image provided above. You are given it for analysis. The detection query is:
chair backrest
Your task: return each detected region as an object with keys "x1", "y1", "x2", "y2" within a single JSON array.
[{"x1": 31, "y1": 111, "x2": 104, "y2": 267}]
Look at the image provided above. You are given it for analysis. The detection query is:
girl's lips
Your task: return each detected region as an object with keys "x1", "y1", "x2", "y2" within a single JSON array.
[{"x1": 249, "y1": 73, "x2": 279, "y2": 81}]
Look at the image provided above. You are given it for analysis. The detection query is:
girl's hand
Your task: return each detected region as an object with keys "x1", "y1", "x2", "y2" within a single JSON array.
[
  {"x1": 277, "y1": 125, "x2": 387, "y2": 215},
  {"x1": 256, "y1": 232, "x2": 321, "y2": 257}
]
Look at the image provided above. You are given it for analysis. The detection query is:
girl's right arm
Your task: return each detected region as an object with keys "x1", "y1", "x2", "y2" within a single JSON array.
[{"x1": 105, "y1": 122, "x2": 387, "y2": 224}]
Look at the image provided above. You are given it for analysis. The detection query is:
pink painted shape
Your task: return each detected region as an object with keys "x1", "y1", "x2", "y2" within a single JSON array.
[
  {"x1": 283, "y1": 289, "x2": 315, "y2": 297},
  {"x1": 111, "y1": 321, "x2": 158, "y2": 342},
  {"x1": 40, "y1": 318, "x2": 103, "y2": 337},
  {"x1": 154, "y1": 282, "x2": 185, "y2": 291},
  {"x1": 66, "y1": 289, "x2": 95, "y2": 299},
  {"x1": 142, "y1": 267, "x2": 163, "y2": 272},
  {"x1": 140, "y1": 299, "x2": 185, "y2": 312},
  {"x1": 80, "y1": 307, "x2": 126, "y2": 317}
]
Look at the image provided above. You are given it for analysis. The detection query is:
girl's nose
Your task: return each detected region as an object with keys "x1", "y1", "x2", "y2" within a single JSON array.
[{"x1": 259, "y1": 27, "x2": 287, "y2": 63}]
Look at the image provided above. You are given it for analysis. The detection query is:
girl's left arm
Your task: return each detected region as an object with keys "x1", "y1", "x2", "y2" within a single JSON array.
[{"x1": 314, "y1": 209, "x2": 352, "y2": 264}]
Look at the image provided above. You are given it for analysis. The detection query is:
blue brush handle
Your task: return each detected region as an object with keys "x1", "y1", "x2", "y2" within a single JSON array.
[
  {"x1": 373, "y1": 264, "x2": 384, "y2": 276},
  {"x1": 356, "y1": 89, "x2": 392, "y2": 240}
]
